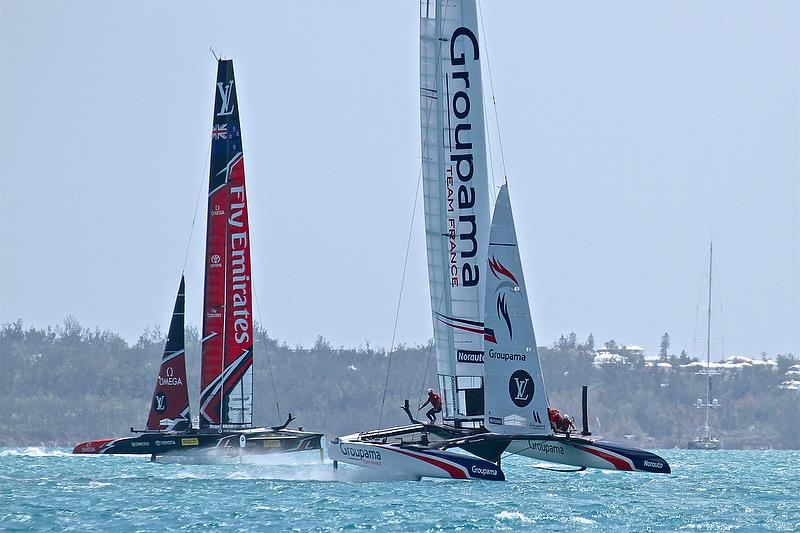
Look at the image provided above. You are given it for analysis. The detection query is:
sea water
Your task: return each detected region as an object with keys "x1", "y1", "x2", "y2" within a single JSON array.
[{"x1": 1, "y1": 448, "x2": 798, "y2": 531}]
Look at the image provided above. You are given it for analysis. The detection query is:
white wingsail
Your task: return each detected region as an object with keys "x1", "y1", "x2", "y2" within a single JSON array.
[
  {"x1": 483, "y1": 184, "x2": 550, "y2": 435},
  {"x1": 420, "y1": 0, "x2": 491, "y2": 427}
]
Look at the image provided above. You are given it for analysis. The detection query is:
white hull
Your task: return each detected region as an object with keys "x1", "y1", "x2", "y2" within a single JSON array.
[
  {"x1": 688, "y1": 437, "x2": 721, "y2": 450},
  {"x1": 328, "y1": 435, "x2": 504, "y2": 481},
  {"x1": 500, "y1": 436, "x2": 670, "y2": 473}
]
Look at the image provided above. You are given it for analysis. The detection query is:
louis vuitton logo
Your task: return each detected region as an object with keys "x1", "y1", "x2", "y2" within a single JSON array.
[{"x1": 217, "y1": 80, "x2": 235, "y2": 116}]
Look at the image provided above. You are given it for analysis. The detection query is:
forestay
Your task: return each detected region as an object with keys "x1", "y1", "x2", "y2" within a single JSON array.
[
  {"x1": 483, "y1": 185, "x2": 550, "y2": 435},
  {"x1": 420, "y1": 0, "x2": 491, "y2": 427}
]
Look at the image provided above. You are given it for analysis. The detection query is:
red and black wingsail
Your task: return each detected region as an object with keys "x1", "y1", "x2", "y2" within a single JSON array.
[
  {"x1": 146, "y1": 275, "x2": 191, "y2": 431},
  {"x1": 200, "y1": 59, "x2": 254, "y2": 428}
]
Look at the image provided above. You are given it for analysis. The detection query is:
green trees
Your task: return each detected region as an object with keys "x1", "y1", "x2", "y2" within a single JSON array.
[
  {"x1": 1, "y1": 320, "x2": 797, "y2": 449},
  {"x1": 660, "y1": 333, "x2": 670, "y2": 360}
]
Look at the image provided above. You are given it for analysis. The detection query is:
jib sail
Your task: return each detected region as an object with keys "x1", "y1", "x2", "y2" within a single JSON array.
[
  {"x1": 146, "y1": 276, "x2": 191, "y2": 432},
  {"x1": 483, "y1": 185, "x2": 550, "y2": 435},
  {"x1": 420, "y1": 0, "x2": 491, "y2": 427},
  {"x1": 200, "y1": 59, "x2": 254, "y2": 428}
]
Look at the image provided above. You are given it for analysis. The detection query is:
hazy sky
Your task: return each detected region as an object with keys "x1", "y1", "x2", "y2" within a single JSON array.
[{"x1": 1, "y1": 1, "x2": 798, "y2": 360}]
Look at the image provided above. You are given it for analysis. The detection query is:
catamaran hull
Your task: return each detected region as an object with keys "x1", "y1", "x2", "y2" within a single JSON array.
[
  {"x1": 73, "y1": 429, "x2": 322, "y2": 457},
  {"x1": 503, "y1": 436, "x2": 670, "y2": 474},
  {"x1": 327, "y1": 438, "x2": 504, "y2": 481}
]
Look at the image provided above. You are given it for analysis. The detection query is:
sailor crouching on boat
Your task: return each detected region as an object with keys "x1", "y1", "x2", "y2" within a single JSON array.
[
  {"x1": 548, "y1": 407, "x2": 576, "y2": 435},
  {"x1": 419, "y1": 388, "x2": 443, "y2": 423}
]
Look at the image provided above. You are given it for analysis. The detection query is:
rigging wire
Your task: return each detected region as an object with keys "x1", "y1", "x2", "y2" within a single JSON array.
[
  {"x1": 416, "y1": 337, "x2": 435, "y2": 411},
  {"x1": 252, "y1": 283, "x2": 282, "y2": 420},
  {"x1": 477, "y1": 0, "x2": 509, "y2": 186},
  {"x1": 181, "y1": 138, "x2": 212, "y2": 274},
  {"x1": 378, "y1": 166, "x2": 423, "y2": 427},
  {"x1": 709, "y1": 235, "x2": 725, "y2": 360},
  {"x1": 378, "y1": 0, "x2": 452, "y2": 427},
  {"x1": 478, "y1": 8, "x2": 498, "y2": 207}
]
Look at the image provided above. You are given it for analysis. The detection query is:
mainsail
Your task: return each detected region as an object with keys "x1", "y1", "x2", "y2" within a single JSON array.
[
  {"x1": 420, "y1": 0, "x2": 491, "y2": 426},
  {"x1": 483, "y1": 185, "x2": 550, "y2": 435},
  {"x1": 146, "y1": 276, "x2": 191, "y2": 432},
  {"x1": 200, "y1": 59, "x2": 254, "y2": 428}
]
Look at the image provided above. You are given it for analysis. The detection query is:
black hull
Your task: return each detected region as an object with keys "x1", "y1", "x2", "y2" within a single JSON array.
[{"x1": 73, "y1": 428, "x2": 323, "y2": 456}]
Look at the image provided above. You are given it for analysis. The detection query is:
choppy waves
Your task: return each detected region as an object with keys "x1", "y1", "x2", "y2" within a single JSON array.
[
  {"x1": 1, "y1": 449, "x2": 799, "y2": 531},
  {"x1": 0, "y1": 447, "x2": 72, "y2": 457}
]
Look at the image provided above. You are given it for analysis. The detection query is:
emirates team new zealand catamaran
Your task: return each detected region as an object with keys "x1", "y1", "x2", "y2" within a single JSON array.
[
  {"x1": 73, "y1": 59, "x2": 322, "y2": 459},
  {"x1": 328, "y1": 0, "x2": 670, "y2": 480}
]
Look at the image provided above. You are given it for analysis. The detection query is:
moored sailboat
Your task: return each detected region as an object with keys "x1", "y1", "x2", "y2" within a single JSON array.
[
  {"x1": 73, "y1": 59, "x2": 322, "y2": 459},
  {"x1": 687, "y1": 243, "x2": 722, "y2": 450}
]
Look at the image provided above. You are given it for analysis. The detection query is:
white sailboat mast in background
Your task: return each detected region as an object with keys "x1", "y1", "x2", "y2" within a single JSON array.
[
  {"x1": 704, "y1": 243, "x2": 713, "y2": 435},
  {"x1": 420, "y1": 0, "x2": 491, "y2": 428},
  {"x1": 689, "y1": 242, "x2": 722, "y2": 449}
]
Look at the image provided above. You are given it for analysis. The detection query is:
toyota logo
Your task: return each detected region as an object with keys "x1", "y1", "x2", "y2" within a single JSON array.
[{"x1": 211, "y1": 255, "x2": 221, "y2": 264}]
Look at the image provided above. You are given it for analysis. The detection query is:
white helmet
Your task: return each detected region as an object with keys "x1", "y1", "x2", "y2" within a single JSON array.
[{"x1": 427, "y1": 388, "x2": 433, "y2": 393}]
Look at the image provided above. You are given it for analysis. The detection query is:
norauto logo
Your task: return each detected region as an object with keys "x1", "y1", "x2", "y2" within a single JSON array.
[{"x1": 457, "y1": 350, "x2": 484, "y2": 364}]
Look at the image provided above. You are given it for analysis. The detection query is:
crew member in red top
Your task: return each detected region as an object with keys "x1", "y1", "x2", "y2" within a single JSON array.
[
  {"x1": 419, "y1": 388, "x2": 443, "y2": 423},
  {"x1": 547, "y1": 407, "x2": 562, "y2": 432},
  {"x1": 548, "y1": 407, "x2": 576, "y2": 434}
]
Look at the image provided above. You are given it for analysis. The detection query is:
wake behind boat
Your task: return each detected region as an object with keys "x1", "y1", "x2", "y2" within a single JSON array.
[{"x1": 73, "y1": 58, "x2": 322, "y2": 460}]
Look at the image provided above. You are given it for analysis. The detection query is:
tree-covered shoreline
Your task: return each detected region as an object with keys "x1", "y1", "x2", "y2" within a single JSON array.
[{"x1": 1, "y1": 318, "x2": 797, "y2": 449}]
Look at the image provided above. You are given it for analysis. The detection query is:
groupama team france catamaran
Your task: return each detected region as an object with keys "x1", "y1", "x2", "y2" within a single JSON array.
[
  {"x1": 328, "y1": 0, "x2": 671, "y2": 480},
  {"x1": 73, "y1": 59, "x2": 323, "y2": 460}
]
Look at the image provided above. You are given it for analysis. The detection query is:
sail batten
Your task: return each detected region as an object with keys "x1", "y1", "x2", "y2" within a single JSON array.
[
  {"x1": 420, "y1": 0, "x2": 490, "y2": 425},
  {"x1": 200, "y1": 59, "x2": 254, "y2": 429}
]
